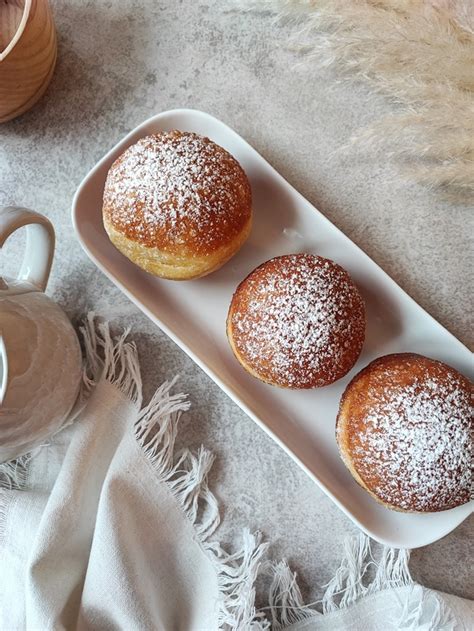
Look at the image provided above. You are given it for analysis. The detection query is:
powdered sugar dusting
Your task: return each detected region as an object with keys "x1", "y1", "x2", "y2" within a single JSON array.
[
  {"x1": 103, "y1": 131, "x2": 251, "y2": 254},
  {"x1": 344, "y1": 355, "x2": 472, "y2": 511},
  {"x1": 229, "y1": 254, "x2": 365, "y2": 388}
]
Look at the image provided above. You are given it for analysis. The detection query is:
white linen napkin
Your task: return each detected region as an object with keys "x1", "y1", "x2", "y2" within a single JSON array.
[{"x1": 0, "y1": 317, "x2": 472, "y2": 630}]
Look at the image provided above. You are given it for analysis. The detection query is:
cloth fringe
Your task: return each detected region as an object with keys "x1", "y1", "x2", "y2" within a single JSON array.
[
  {"x1": 268, "y1": 533, "x2": 455, "y2": 631},
  {"x1": 0, "y1": 452, "x2": 34, "y2": 491},
  {"x1": 0, "y1": 448, "x2": 42, "y2": 544},
  {"x1": 79, "y1": 312, "x2": 142, "y2": 407},
  {"x1": 321, "y1": 532, "x2": 374, "y2": 612},
  {"x1": 134, "y1": 373, "x2": 269, "y2": 630},
  {"x1": 269, "y1": 561, "x2": 319, "y2": 629},
  {"x1": 0, "y1": 455, "x2": 30, "y2": 544},
  {"x1": 211, "y1": 530, "x2": 270, "y2": 630}
]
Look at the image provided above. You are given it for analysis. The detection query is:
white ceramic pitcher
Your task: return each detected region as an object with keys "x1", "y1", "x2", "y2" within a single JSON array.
[{"x1": 0, "y1": 207, "x2": 82, "y2": 463}]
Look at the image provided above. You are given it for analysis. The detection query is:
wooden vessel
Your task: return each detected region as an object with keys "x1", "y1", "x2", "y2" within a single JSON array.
[{"x1": 0, "y1": 0, "x2": 57, "y2": 123}]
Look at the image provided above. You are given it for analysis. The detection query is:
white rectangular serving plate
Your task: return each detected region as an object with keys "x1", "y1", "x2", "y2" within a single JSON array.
[{"x1": 72, "y1": 108, "x2": 473, "y2": 548}]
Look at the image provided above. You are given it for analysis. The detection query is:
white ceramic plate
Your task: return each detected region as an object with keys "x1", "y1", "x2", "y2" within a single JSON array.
[{"x1": 72, "y1": 108, "x2": 473, "y2": 548}]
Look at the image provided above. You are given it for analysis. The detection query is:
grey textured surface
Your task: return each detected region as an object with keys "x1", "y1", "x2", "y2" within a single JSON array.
[{"x1": 1, "y1": 0, "x2": 472, "y2": 607}]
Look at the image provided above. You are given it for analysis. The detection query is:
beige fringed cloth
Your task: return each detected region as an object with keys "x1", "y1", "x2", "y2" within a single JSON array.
[{"x1": 0, "y1": 316, "x2": 472, "y2": 630}]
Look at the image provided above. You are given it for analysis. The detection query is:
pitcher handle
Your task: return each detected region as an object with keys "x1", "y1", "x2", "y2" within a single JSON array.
[{"x1": 0, "y1": 206, "x2": 55, "y2": 292}]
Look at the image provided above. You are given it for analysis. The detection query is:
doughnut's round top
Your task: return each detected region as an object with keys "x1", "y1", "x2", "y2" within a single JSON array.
[
  {"x1": 227, "y1": 254, "x2": 366, "y2": 388},
  {"x1": 102, "y1": 130, "x2": 252, "y2": 256},
  {"x1": 336, "y1": 353, "x2": 472, "y2": 512}
]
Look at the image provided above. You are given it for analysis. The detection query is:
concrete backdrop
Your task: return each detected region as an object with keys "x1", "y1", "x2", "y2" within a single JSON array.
[{"x1": 1, "y1": 0, "x2": 472, "y2": 606}]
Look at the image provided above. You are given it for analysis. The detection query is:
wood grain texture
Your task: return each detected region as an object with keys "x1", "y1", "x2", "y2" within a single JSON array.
[{"x1": 0, "y1": 0, "x2": 57, "y2": 123}]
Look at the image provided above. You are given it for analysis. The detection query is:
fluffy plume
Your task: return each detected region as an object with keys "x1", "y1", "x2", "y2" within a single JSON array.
[{"x1": 251, "y1": 0, "x2": 474, "y2": 203}]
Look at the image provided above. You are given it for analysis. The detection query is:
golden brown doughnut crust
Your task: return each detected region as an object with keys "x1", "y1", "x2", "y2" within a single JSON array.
[
  {"x1": 336, "y1": 353, "x2": 472, "y2": 512},
  {"x1": 102, "y1": 130, "x2": 252, "y2": 279},
  {"x1": 227, "y1": 254, "x2": 366, "y2": 389}
]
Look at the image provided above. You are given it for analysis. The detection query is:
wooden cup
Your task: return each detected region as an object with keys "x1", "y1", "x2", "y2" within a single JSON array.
[{"x1": 0, "y1": 0, "x2": 57, "y2": 123}]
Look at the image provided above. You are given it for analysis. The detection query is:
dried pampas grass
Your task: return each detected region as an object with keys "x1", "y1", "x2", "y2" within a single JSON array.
[{"x1": 253, "y1": 0, "x2": 474, "y2": 203}]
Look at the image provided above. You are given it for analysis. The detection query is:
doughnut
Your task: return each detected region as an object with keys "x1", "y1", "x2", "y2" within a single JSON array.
[
  {"x1": 336, "y1": 353, "x2": 472, "y2": 512},
  {"x1": 102, "y1": 130, "x2": 252, "y2": 280},
  {"x1": 227, "y1": 254, "x2": 366, "y2": 388}
]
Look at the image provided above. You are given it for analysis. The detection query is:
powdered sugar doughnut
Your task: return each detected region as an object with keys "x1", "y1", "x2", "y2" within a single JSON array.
[
  {"x1": 227, "y1": 254, "x2": 366, "y2": 388},
  {"x1": 336, "y1": 353, "x2": 472, "y2": 512},
  {"x1": 102, "y1": 130, "x2": 252, "y2": 280}
]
